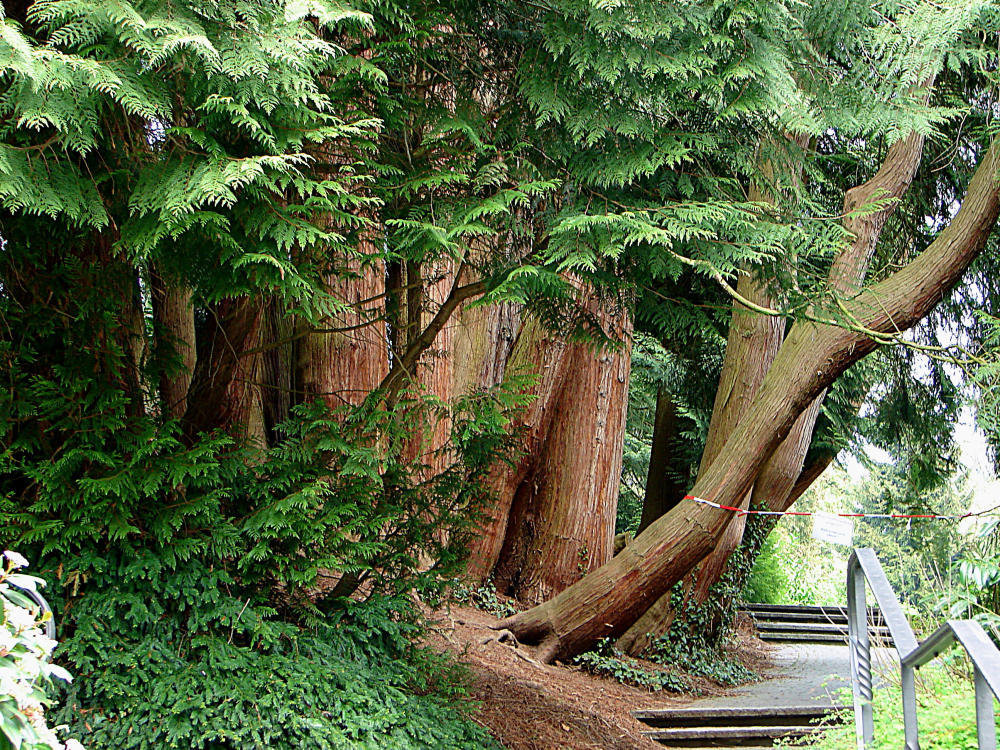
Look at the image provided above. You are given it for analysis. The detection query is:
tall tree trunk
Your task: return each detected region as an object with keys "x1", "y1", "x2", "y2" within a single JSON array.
[
  {"x1": 259, "y1": 296, "x2": 295, "y2": 444},
  {"x1": 150, "y1": 268, "x2": 196, "y2": 420},
  {"x1": 296, "y1": 262, "x2": 388, "y2": 409},
  {"x1": 636, "y1": 389, "x2": 686, "y2": 534},
  {"x1": 401, "y1": 257, "x2": 461, "y2": 476},
  {"x1": 493, "y1": 303, "x2": 633, "y2": 603},
  {"x1": 184, "y1": 296, "x2": 266, "y2": 442},
  {"x1": 464, "y1": 314, "x2": 575, "y2": 582},
  {"x1": 499, "y1": 137, "x2": 1000, "y2": 662}
]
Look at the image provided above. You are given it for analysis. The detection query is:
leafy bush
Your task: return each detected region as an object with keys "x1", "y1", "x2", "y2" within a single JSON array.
[
  {"x1": 647, "y1": 632, "x2": 757, "y2": 688},
  {"x1": 744, "y1": 527, "x2": 796, "y2": 605},
  {"x1": 1, "y1": 386, "x2": 514, "y2": 749},
  {"x1": 54, "y1": 590, "x2": 497, "y2": 749},
  {"x1": 1, "y1": 551, "x2": 82, "y2": 750},
  {"x1": 573, "y1": 639, "x2": 689, "y2": 693},
  {"x1": 450, "y1": 581, "x2": 518, "y2": 618},
  {"x1": 0, "y1": 256, "x2": 518, "y2": 747}
]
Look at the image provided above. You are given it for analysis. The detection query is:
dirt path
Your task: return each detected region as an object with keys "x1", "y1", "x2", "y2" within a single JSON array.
[{"x1": 426, "y1": 605, "x2": 773, "y2": 749}]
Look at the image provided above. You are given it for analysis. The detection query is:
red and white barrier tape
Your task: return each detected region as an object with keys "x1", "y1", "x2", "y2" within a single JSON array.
[{"x1": 685, "y1": 494, "x2": 971, "y2": 521}]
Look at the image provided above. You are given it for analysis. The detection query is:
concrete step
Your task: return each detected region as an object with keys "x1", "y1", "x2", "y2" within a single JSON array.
[
  {"x1": 634, "y1": 705, "x2": 846, "y2": 729},
  {"x1": 741, "y1": 603, "x2": 862, "y2": 617},
  {"x1": 747, "y1": 610, "x2": 850, "y2": 624},
  {"x1": 757, "y1": 620, "x2": 847, "y2": 633},
  {"x1": 642, "y1": 724, "x2": 819, "y2": 746},
  {"x1": 740, "y1": 609, "x2": 885, "y2": 625},
  {"x1": 755, "y1": 621, "x2": 891, "y2": 636},
  {"x1": 741, "y1": 605, "x2": 885, "y2": 626},
  {"x1": 759, "y1": 631, "x2": 849, "y2": 643}
]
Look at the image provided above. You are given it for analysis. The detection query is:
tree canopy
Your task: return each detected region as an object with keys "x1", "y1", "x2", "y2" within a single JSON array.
[{"x1": 5, "y1": 0, "x2": 1000, "y2": 747}]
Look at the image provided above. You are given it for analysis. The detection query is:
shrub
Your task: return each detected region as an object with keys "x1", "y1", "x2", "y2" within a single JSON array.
[
  {"x1": 573, "y1": 639, "x2": 689, "y2": 693},
  {"x1": 0, "y1": 262, "x2": 519, "y2": 747},
  {"x1": 799, "y1": 665, "x2": 992, "y2": 749},
  {"x1": 1, "y1": 551, "x2": 82, "y2": 750},
  {"x1": 54, "y1": 591, "x2": 498, "y2": 749},
  {"x1": 744, "y1": 528, "x2": 794, "y2": 605}
]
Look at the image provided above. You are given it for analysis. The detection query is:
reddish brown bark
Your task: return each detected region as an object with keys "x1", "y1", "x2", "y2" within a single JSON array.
[
  {"x1": 150, "y1": 268, "x2": 196, "y2": 420},
  {"x1": 184, "y1": 296, "x2": 265, "y2": 441},
  {"x1": 619, "y1": 272, "x2": 783, "y2": 653},
  {"x1": 492, "y1": 303, "x2": 633, "y2": 604},
  {"x1": 783, "y1": 450, "x2": 835, "y2": 511},
  {"x1": 499, "y1": 138, "x2": 1000, "y2": 662},
  {"x1": 463, "y1": 314, "x2": 575, "y2": 582},
  {"x1": 297, "y1": 261, "x2": 388, "y2": 409}
]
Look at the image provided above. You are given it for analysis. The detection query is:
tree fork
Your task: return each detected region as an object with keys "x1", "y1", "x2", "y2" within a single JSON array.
[{"x1": 619, "y1": 117, "x2": 933, "y2": 654}]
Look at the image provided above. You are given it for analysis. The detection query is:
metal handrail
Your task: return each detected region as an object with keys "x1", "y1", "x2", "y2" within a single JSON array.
[{"x1": 848, "y1": 547, "x2": 1000, "y2": 750}]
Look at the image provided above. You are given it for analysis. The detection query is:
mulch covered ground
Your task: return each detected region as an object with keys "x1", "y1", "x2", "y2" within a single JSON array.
[{"x1": 424, "y1": 604, "x2": 775, "y2": 750}]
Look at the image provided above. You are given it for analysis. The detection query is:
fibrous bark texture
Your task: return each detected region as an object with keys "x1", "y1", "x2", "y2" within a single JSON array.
[
  {"x1": 297, "y1": 261, "x2": 388, "y2": 409},
  {"x1": 184, "y1": 296, "x2": 266, "y2": 443},
  {"x1": 463, "y1": 314, "x2": 575, "y2": 582},
  {"x1": 619, "y1": 272, "x2": 783, "y2": 654},
  {"x1": 150, "y1": 268, "x2": 196, "y2": 420},
  {"x1": 493, "y1": 301, "x2": 633, "y2": 604}
]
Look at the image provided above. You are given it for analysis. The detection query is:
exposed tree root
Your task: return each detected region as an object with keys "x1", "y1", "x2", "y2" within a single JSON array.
[{"x1": 482, "y1": 628, "x2": 551, "y2": 668}]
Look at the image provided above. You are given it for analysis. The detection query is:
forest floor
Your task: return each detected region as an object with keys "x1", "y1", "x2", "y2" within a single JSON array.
[{"x1": 424, "y1": 604, "x2": 775, "y2": 750}]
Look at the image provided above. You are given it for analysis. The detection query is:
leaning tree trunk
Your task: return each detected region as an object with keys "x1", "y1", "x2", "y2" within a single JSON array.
[
  {"x1": 618, "y1": 271, "x2": 783, "y2": 653},
  {"x1": 617, "y1": 138, "x2": 795, "y2": 654},
  {"x1": 618, "y1": 122, "x2": 932, "y2": 655},
  {"x1": 718, "y1": 448, "x2": 839, "y2": 611},
  {"x1": 492, "y1": 301, "x2": 633, "y2": 603},
  {"x1": 498, "y1": 137, "x2": 1000, "y2": 662}
]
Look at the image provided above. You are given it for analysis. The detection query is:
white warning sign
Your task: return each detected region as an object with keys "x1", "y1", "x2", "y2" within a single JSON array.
[{"x1": 812, "y1": 511, "x2": 854, "y2": 546}]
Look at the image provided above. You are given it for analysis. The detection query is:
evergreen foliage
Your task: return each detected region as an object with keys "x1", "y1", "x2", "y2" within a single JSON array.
[
  {"x1": 6, "y1": 0, "x2": 1000, "y2": 741},
  {"x1": 0, "y1": 1, "x2": 523, "y2": 746}
]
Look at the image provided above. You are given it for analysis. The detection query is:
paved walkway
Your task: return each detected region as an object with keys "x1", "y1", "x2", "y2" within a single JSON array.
[{"x1": 692, "y1": 643, "x2": 897, "y2": 710}]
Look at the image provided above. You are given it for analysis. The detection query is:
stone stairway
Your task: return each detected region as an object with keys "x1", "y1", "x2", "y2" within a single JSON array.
[
  {"x1": 634, "y1": 704, "x2": 845, "y2": 748},
  {"x1": 632, "y1": 605, "x2": 879, "y2": 747},
  {"x1": 741, "y1": 603, "x2": 893, "y2": 646}
]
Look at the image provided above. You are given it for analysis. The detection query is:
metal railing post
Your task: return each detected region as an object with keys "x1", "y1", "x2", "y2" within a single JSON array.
[
  {"x1": 847, "y1": 550, "x2": 1000, "y2": 750},
  {"x1": 901, "y1": 662, "x2": 918, "y2": 750},
  {"x1": 974, "y1": 665, "x2": 996, "y2": 750},
  {"x1": 848, "y1": 563, "x2": 874, "y2": 749}
]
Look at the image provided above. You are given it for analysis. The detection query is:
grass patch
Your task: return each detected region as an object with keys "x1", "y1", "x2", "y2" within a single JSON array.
[{"x1": 797, "y1": 662, "x2": 998, "y2": 749}]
